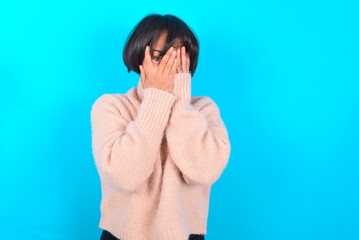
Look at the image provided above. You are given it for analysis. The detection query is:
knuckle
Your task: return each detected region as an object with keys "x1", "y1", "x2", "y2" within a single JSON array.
[{"x1": 166, "y1": 48, "x2": 173, "y2": 56}]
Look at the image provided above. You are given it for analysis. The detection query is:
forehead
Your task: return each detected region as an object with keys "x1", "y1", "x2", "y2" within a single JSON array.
[{"x1": 153, "y1": 32, "x2": 183, "y2": 53}]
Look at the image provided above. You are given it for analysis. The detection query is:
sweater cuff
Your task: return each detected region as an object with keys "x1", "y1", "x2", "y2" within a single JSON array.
[
  {"x1": 172, "y1": 71, "x2": 192, "y2": 113},
  {"x1": 135, "y1": 87, "x2": 176, "y2": 139}
]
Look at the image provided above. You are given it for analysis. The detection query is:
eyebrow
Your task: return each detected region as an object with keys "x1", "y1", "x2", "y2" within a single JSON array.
[
  {"x1": 152, "y1": 49, "x2": 163, "y2": 58},
  {"x1": 154, "y1": 45, "x2": 181, "y2": 53}
]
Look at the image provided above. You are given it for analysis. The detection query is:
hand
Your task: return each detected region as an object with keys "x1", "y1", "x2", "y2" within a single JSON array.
[
  {"x1": 139, "y1": 45, "x2": 178, "y2": 93},
  {"x1": 175, "y1": 46, "x2": 190, "y2": 73}
]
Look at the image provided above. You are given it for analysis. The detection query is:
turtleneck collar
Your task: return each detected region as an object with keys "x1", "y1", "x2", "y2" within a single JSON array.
[{"x1": 135, "y1": 71, "x2": 191, "y2": 102}]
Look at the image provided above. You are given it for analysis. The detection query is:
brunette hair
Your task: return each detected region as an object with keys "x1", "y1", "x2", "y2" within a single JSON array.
[{"x1": 123, "y1": 13, "x2": 199, "y2": 77}]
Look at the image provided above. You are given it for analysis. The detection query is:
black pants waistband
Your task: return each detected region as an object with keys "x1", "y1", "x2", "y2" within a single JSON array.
[{"x1": 100, "y1": 229, "x2": 205, "y2": 240}]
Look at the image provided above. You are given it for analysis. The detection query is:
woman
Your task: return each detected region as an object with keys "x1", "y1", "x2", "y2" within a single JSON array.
[{"x1": 91, "y1": 13, "x2": 231, "y2": 240}]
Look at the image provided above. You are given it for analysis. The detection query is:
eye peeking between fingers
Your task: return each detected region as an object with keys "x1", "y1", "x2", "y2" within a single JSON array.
[{"x1": 152, "y1": 57, "x2": 162, "y2": 63}]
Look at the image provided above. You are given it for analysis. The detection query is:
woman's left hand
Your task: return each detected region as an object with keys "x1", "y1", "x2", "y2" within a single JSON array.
[{"x1": 176, "y1": 46, "x2": 190, "y2": 73}]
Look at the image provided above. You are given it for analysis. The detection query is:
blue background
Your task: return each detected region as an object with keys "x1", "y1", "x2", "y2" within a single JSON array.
[{"x1": 1, "y1": 1, "x2": 358, "y2": 239}]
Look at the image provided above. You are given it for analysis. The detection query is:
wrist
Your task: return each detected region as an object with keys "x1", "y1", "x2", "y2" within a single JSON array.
[{"x1": 172, "y1": 71, "x2": 192, "y2": 107}]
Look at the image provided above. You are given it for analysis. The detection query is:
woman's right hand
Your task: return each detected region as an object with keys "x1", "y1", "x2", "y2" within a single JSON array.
[{"x1": 139, "y1": 45, "x2": 178, "y2": 93}]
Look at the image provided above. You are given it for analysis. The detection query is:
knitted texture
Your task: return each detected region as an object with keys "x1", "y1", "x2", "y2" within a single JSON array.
[{"x1": 90, "y1": 72, "x2": 231, "y2": 240}]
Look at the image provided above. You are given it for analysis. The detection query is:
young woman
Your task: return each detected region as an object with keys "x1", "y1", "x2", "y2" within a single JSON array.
[{"x1": 91, "y1": 13, "x2": 231, "y2": 240}]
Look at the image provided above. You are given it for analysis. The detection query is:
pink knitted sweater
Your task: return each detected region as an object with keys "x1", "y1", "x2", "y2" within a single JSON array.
[{"x1": 90, "y1": 71, "x2": 231, "y2": 240}]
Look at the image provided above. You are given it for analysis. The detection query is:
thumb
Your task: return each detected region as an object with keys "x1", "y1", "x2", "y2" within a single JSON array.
[{"x1": 139, "y1": 65, "x2": 146, "y2": 86}]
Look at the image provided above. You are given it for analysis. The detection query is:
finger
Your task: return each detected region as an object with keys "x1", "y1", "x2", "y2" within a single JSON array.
[
  {"x1": 186, "y1": 52, "x2": 190, "y2": 72},
  {"x1": 158, "y1": 46, "x2": 174, "y2": 74},
  {"x1": 169, "y1": 57, "x2": 178, "y2": 81},
  {"x1": 176, "y1": 54, "x2": 181, "y2": 73},
  {"x1": 143, "y1": 45, "x2": 154, "y2": 71},
  {"x1": 176, "y1": 49, "x2": 181, "y2": 73},
  {"x1": 163, "y1": 49, "x2": 177, "y2": 77},
  {"x1": 181, "y1": 46, "x2": 186, "y2": 72}
]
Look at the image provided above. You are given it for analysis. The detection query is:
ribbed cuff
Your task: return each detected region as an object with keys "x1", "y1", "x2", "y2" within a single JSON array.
[
  {"x1": 135, "y1": 87, "x2": 176, "y2": 139},
  {"x1": 172, "y1": 71, "x2": 192, "y2": 113}
]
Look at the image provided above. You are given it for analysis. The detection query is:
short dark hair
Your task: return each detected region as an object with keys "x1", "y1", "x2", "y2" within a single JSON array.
[{"x1": 123, "y1": 13, "x2": 199, "y2": 77}]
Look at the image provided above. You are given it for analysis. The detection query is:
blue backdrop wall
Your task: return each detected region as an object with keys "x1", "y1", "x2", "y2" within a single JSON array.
[{"x1": 1, "y1": 1, "x2": 358, "y2": 240}]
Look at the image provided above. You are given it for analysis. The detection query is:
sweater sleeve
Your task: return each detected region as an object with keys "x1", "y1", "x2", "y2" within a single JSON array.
[
  {"x1": 90, "y1": 88, "x2": 177, "y2": 194},
  {"x1": 165, "y1": 72, "x2": 231, "y2": 187}
]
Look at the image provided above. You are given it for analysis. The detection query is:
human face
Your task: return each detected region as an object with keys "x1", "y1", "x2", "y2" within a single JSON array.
[{"x1": 149, "y1": 32, "x2": 183, "y2": 66}]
